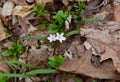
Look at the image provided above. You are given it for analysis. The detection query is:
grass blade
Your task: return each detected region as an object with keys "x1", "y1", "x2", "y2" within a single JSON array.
[
  {"x1": 0, "y1": 74, "x2": 28, "y2": 78},
  {"x1": 22, "y1": 35, "x2": 49, "y2": 43},
  {"x1": 26, "y1": 69, "x2": 59, "y2": 75},
  {"x1": 0, "y1": 60, "x2": 36, "y2": 68},
  {"x1": 65, "y1": 30, "x2": 80, "y2": 37}
]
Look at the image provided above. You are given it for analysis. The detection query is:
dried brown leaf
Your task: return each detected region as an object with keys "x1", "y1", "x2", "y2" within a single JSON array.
[
  {"x1": 114, "y1": 3, "x2": 120, "y2": 22},
  {"x1": 80, "y1": 21, "x2": 120, "y2": 72},
  {"x1": 0, "y1": 55, "x2": 11, "y2": 73},
  {"x1": 70, "y1": 0, "x2": 91, "y2": 2},
  {"x1": 59, "y1": 20, "x2": 120, "y2": 80},
  {"x1": 35, "y1": 0, "x2": 53, "y2": 4},
  {"x1": 12, "y1": 5, "x2": 33, "y2": 18},
  {"x1": 61, "y1": 0, "x2": 69, "y2": 6},
  {"x1": 59, "y1": 49, "x2": 120, "y2": 80},
  {"x1": 27, "y1": 45, "x2": 53, "y2": 67},
  {"x1": 0, "y1": 18, "x2": 7, "y2": 41},
  {"x1": 1, "y1": 1, "x2": 14, "y2": 17}
]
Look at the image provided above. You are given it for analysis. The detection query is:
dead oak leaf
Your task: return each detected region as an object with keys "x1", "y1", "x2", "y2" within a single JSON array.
[
  {"x1": 87, "y1": 37, "x2": 120, "y2": 73},
  {"x1": 59, "y1": 37, "x2": 120, "y2": 80},
  {"x1": 59, "y1": 50, "x2": 120, "y2": 80},
  {"x1": 80, "y1": 27, "x2": 120, "y2": 73},
  {"x1": 12, "y1": 5, "x2": 34, "y2": 18},
  {"x1": 27, "y1": 45, "x2": 53, "y2": 67}
]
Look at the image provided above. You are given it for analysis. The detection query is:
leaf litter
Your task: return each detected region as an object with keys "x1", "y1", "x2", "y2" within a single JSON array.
[{"x1": 0, "y1": 0, "x2": 120, "y2": 82}]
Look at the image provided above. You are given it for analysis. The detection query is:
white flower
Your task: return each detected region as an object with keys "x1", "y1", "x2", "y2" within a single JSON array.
[
  {"x1": 47, "y1": 34, "x2": 56, "y2": 43},
  {"x1": 56, "y1": 33, "x2": 66, "y2": 43}
]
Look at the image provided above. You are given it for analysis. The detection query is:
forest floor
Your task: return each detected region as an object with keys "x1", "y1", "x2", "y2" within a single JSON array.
[{"x1": 0, "y1": 0, "x2": 120, "y2": 82}]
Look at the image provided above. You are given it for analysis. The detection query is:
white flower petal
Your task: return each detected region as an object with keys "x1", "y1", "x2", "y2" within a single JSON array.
[
  {"x1": 47, "y1": 34, "x2": 57, "y2": 43},
  {"x1": 55, "y1": 33, "x2": 66, "y2": 43}
]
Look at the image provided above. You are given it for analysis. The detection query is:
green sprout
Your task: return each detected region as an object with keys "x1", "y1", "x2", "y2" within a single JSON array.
[
  {"x1": 4, "y1": 28, "x2": 9, "y2": 35},
  {"x1": 2, "y1": 40, "x2": 24, "y2": 60},
  {"x1": 0, "y1": 72, "x2": 10, "y2": 82},
  {"x1": 33, "y1": 4, "x2": 48, "y2": 17},
  {"x1": 49, "y1": 10, "x2": 69, "y2": 34},
  {"x1": 49, "y1": 6, "x2": 78, "y2": 34},
  {"x1": 48, "y1": 55, "x2": 65, "y2": 68},
  {"x1": 74, "y1": 2, "x2": 87, "y2": 12}
]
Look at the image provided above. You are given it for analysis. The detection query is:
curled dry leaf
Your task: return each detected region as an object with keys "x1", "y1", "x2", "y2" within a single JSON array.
[
  {"x1": 0, "y1": 18, "x2": 7, "y2": 41},
  {"x1": 35, "y1": 0, "x2": 53, "y2": 4},
  {"x1": 27, "y1": 45, "x2": 53, "y2": 67},
  {"x1": 80, "y1": 21, "x2": 120, "y2": 73},
  {"x1": 59, "y1": 21, "x2": 120, "y2": 80},
  {"x1": 9, "y1": 0, "x2": 28, "y2": 5},
  {"x1": 61, "y1": 0, "x2": 69, "y2": 6},
  {"x1": 70, "y1": 0, "x2": 91, "y2": 2},
  {"x1": 18, "y1": 16, "x2": 37, "y2": 35},
  {"x1": 26, "y1": 0, "x2": 35, "y2": 3},
  {"x1": 59, "y1": 50, "x2": 120, "y2": 80},
  {"x1": 0, "y1": 55, "x2": 11, "y2": 73},
  {"x1": 12, "y1": 5, "x2": 34, "y2": 18},
  {"x1": 1, "y1": 1, "x2": 14, "y2": 17},
  {"x1": 114, "y1": 1, "x2": 120, "y2": 22}
]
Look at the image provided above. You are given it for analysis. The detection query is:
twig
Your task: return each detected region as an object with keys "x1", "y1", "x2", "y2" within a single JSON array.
[{"x1": 93, "y1": 0, "x2": 109, "y2": 9}]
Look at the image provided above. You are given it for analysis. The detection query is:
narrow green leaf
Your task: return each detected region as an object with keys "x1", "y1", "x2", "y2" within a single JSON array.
[
  {"x1": 22, "y1": 36, "x2": 49, "y2": 43},
  {"x1": 73, "y1": 77, "x2": 83, "y2": 82},
  {"x1": 2, "y1": 50, "x2": 10, "y2": 56},
  {"x1": 92, "y1": 80, "x2": 97, "y2": 82},
  {"x1": 0, "y1": 74, "x2": 28, "y2": 78},
  {"x1": 0, "y1": 60, "x2": 36, "y2": 68},
  {"x1": 48, "y1": 55, "x2": 65, "y2": 68},
  {"x1": 0, "y1": 75, "x2": 10, "y2": 82},
  {"x1": 26, "y1": 69, "x2": 59, "y2": 75},
  {"x1": 65, "y1": 30, "x2": 80, "y2": 37},
  {"x1": 10, "y1": 63, "x2": 23, "y2": 72},
  {"x1": 48, "y1": 24, "x2": 59, "y2": 34}
]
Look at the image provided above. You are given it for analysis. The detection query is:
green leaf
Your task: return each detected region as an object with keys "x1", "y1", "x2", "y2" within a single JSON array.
[
  {"x1": 10, "y1": 63, "x2": 23, "y2": 72},
  {"x1": 0, "y1": 73, "x2": 28, "y2": 78},
  {"x1": 48, "y1": 55, "x2": 65, "y2": 68},
  {"x1": 4, "y1": 28, "x2": 9, "y2": 34},
  {"x1": 0, "y1": 73, "x2": 10, "y2": 82},
  {"x1": 33, "y1": 4, "x2": 48, "y2": 17},
  {"x1": 48, "y1": 61, "x2": 57, "y2": 68},
  {"x1": 0, "y1": 69, "x2": 58, "y2": 78},
  {"x1": 92, "y1": 80, "x2": 97, "y2": 82},
  {"x1": 26, "y1": 69, "x2": 59, "y2": 75},
  {"x1": 23, "y1": 35, "x2": 49, "y2": 43},
  {"x1": 71, "y1": 13, "x2": 78, "y2": 19},
  {"x1": 53, "y1": 10, "x2": 68, "y2": 26},
  {"x1": 48, "y1": 56, "x2": 56, "y2": 62},
  {"x1": 0, "y1": 60, "x2": 36, "y2": 68},
  {"x1": 73, "y1": 77, "x2": 83, "y2": 82},
  {"x1": 65, "y1": 30, "x2": 80, "y2": 37},
  {"x1": 2, "y1": 50, "x2": 10, "y2": 56},
  {"x1": 49, "y1": 24, "x2": 59, "y2": 34},
  {"x1": 74, "y1": 2, "x2": 87, "y2": 12},
  {"x1": 55, "y1": 55, "x2": 65, "y2": 67}
]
